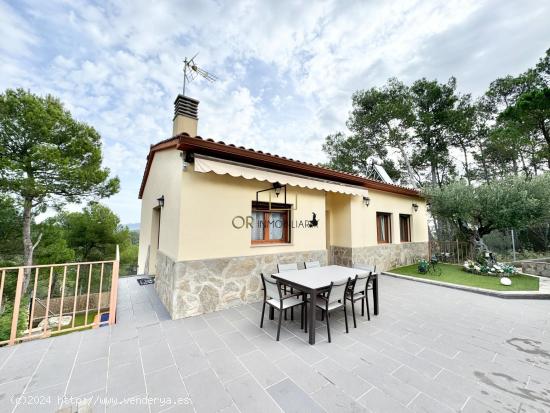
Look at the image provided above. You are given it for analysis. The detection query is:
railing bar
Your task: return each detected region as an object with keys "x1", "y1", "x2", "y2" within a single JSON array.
[
  {"x1": 0, "y1": 260, "x2": 116, "y2": 271},
  {"x1": 71, "y1": 264, "x2": 80, "y2": 329},
  {"x1": 57, "y1": 266, "x2": 68, "y2": 332},
  {"x1": 9, "y1": 268, "x2": 25, "y2": 345},
  {"x1": 28, "y1": 267, "x2": 40, "y2": 334},
  {"x1": 0, "y1": 270, "x2": 5, "y2": 311},
  {"x1": 97, "y1": 263, "x2": 104, "y2": 318},
  {"x1": 43, "y1": 267, "x2": 54, "y2": 335},
  {"x1": 108, "y1": 246, "x2": 120, "y2": 325},
  {"x1": 84, "y1": 264, "x2": 93, "y2": 326}
]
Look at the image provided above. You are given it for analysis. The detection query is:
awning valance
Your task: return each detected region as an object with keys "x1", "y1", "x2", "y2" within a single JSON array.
[{"x1": 194, "y1": 155, "x2": 369, "y2": 197}]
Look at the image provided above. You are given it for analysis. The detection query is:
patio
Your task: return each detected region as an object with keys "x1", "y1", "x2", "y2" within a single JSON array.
[{"x1": 0, "y1": 275, "x2": 549, "y2": 413}]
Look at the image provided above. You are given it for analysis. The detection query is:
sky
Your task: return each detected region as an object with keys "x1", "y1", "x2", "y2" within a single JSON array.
[{"x1": 1, "y1": 0, "x2": 549, "y2": 225}]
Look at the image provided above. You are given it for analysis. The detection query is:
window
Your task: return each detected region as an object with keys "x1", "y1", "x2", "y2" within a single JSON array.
[
  {"x1": 400, "y1": 214, "x2": 411, "y2": 242},
  {"x1": 251, "y1": 201, "x2": 290, "y2": 244},
  {"x1": 376, "y1": 212, "x2": 392, "y2": 244}
]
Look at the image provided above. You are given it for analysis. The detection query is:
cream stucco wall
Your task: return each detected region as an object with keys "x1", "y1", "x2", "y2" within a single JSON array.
[
  {"x1": 352, "y1": 189, "x2": 429, "y2": 247},
  {"x1": 138, "y1": 150, "x2": 183, "y2": 273},
  {"x1": 178, "y1": 164, "x2": 326, "y2": 261},
  {"x1": 326, "y1": 189, "x2": 428, "y2": 249},
  {"x1": 325, "y1": 192, "x2": 352, "y2": 248}
]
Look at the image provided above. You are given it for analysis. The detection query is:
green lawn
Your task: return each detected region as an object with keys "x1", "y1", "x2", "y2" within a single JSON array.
[{"x1": 390, "y1": 263, "x2": 539, "y2": 291}]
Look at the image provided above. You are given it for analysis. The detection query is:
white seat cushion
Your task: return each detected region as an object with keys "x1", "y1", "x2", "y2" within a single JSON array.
[
  {"x1": 267, "y1": 297, "x2": 303, "y2": 310},
  {"x1": 349, "y1": 291, "x2": 365, "y2": 300},
  {"x1": 316, "y1": 300, "x2": 344, "y2": 311}
]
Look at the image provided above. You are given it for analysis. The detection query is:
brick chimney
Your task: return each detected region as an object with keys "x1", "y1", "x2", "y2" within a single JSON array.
[{"x1": 173, "y1": 94, "x2": 199, "y2": 136}]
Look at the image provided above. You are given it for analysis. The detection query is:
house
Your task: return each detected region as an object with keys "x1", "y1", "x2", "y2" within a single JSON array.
[{"x1": 138, "y1": 94, "x2": 429, "y2": 319}]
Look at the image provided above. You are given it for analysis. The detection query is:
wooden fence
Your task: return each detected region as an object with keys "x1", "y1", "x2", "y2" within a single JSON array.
[{"x1": 0, "y1": 246, "x2": 119, "y2": 346}]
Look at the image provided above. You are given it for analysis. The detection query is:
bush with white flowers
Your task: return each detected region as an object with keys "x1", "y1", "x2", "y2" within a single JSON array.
[{"x1": 463, "y1": 259, "x2": 517, "y2": 276}]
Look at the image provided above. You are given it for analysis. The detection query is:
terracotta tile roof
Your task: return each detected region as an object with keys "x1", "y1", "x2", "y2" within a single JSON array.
[{"x1": 138, "y1": 133, "x2": 422, "y2": 199}]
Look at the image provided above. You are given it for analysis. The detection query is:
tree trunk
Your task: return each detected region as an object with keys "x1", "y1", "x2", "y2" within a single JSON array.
[
  {"x1": 461, "y1": 145, "x2": 471, "y2": 185},
  {"x1": 22, "y1": 198, "x2": 34, "y2": 292},
  {"x1": 396, "y1": 145, "x2": 417, "y2": 187},
  {"x1": 540, "y1": 122, "x2": 550, "y2": 169}
]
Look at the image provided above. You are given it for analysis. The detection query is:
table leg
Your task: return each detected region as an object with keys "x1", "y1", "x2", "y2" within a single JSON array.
[
  {"x1": 373, "y1": 274, "x2": 379, "y2": 315},
  {"x1": 308, "y1": 289, "x2": 316, "y2": 345}
]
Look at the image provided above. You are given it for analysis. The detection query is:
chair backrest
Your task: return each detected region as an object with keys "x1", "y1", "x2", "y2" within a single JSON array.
[
  {"x1": 261, "y1": 273, "x2": 281, "y2": 300},
  {"x1": 304, "y1": 261, "x2": 320, "y2": 269},
  {"x1": 354, "y1": 263, "x2": 376, "y2": 274},
  {"x1": 277, "y1": 263, "x2": 298, "y2": 272},
  {"x1": 352, "y1": 273, "x2": 370, "y2": 294},
  {"x1": 327, "y1": 278, "x2": 350, "y2": 303}
]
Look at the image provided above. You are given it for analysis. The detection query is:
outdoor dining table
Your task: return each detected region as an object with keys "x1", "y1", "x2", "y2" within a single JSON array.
[{"x1": 271, "y1": 265, "x2": 379, "y2": 345}]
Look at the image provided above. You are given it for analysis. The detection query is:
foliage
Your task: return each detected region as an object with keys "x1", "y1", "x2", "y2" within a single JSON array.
[
  {"x1": 32, "y1": 203, "x2": 138, "y2": 276},
  {"x1": 417, "y1": 259, "x2": 429, "y2": 273},
  {"x1": 425, "y1": 174, "x2": 550, "y2": 248},
  {"x1": 322, "y1": 48, "x2": 550, "y2": 186},
  {"x1": 0, "y1": 195, "x2": 23, "y2": 265},
  {"x1": 462, "y1": 259, "x2": 517, "y2": 276},
  {"x1": 0, "y1": 88, "x2": 119, "y2": 281},
  {"x1": 0, "y1": 298, "x2": 29, "y2": 342}
]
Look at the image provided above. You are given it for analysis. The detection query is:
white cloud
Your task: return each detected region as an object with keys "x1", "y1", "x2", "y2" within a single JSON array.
[{"x1": 1, "y1": 0, "x2": 549, "y2": 223}]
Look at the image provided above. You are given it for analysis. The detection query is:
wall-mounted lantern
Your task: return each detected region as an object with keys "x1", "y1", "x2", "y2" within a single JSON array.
[
  {"x1": 256, "y1": 182, "x2": 287, "y2": 204},
  {"x1": 412, "y1": 203, "x2": 418, "y2": 212},
  {"x1": 157, "y1": 195, "x2": 165, "y2": 208},
  {"x1": 363, "y1": 196, "x2": 370, "y2": 207},
  {"x1": 273, "y1": 182, "x2": 283, "y2": 197}
]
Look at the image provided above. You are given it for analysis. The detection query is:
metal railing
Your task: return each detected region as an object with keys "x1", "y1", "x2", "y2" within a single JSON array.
[{"x1": 0, "y1": 246, "x2": 119, "y2": 346}]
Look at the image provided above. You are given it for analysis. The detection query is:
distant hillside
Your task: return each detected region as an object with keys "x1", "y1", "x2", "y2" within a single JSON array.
[{"x1": 125, "y1": 223, "x2": 140, "y2": 231}]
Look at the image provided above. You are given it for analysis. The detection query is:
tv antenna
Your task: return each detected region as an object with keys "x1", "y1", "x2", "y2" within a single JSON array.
[{"x1": 182, "y1": 53, "x2": 217, "y2": 95}]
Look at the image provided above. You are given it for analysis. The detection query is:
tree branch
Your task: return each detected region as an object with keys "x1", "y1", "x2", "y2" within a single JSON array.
[{"x1": 32, "y1": 232, "x2": 43, "y2": 251}]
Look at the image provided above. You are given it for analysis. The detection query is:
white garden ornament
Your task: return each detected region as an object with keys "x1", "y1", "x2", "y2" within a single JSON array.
[{"x1": 500, "y1": 277, "x2": 512, "y2": 286}]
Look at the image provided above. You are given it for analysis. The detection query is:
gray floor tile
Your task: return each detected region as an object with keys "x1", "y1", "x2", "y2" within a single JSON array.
[
  {"x1": 191, "y1": 328, "x2": 225, "y2": 353},
  {"x1": 137, "y1": 323, "x2": 163, "y2": 346},
  {"x1": 392, "y1": 365, "x2": 468, "y2": 411},
  {"x1": 353, "y1": 364, "x2": 419, "y2": 406},
  {"x1": 109, "y1": 337, "x2": 141, "y2": 367},
  {"x1": 267, "y1": 378, "x2": 324, "y2": 413},
  {"x1": 182, "y1": 316, "x2": 209, "y2": 332},
  {"x1": 224, "y1": 373, "x2": 281, "y2": 413},
  {"x1": 66, "y1": 356, "x2": 108, "y2": 397},
  {"x1": 311, "y1": 383, "x2": 368, "y2": 413},
  {"x1": 145, "y1": 365, "x2": 191, "y2": 413},
  {"x1": 220, "y1": 331, "x2": 257, "y2": 356},
  {"x1": 250, "y1": 332, "x2": 294, "y2": 361},
  {"x1": 206, "y1": 348, "x2": 247, "y2": 383},
  {"x1": 408, "y1": 392, "x2": 455, "y2": 413},
  {"x1": 276, "y1": 355, "x2": 329, "y2": 394},
  {"x1": 107, "y1": 360, "x2": 145, "y2": 399},
  {"x1": 313, "y1": 358, "x2": 372, "y2": 399},
  {"x1": 172, "y1": 341, "x2": 209, "y2": 377},
  {"x1": 140, "y1": 340, "x2": 174, "y2": 374},
  {"x1": 0, "y1": 377, "x2": 30, "y2": 413},
  {"x1": 205, "y1": 315, "x2": 237, "y2": 335},
  {"x1": 281, "y1": 337, "x2": 326, "y2": 365},
  {"x1": 17, "y1": 382, "x2": 66, "y2": 413},
  {"x1": 185, "y1": 368, "x2": 233, "y2": 412},
  {"x1": 358, "y1": 387, "x2": 411, "y2": 413},
  {"x1": 239, "y1": 350, "x2": 287, "y2": 388}
]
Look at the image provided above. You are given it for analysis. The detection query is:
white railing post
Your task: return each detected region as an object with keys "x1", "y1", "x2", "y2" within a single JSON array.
[
  {"x1": 9, "y1": 268, "x2": 25, "y2": 345},
  {"x1": 108, "y1": 245, "x2": 120, "y2": 325}
]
